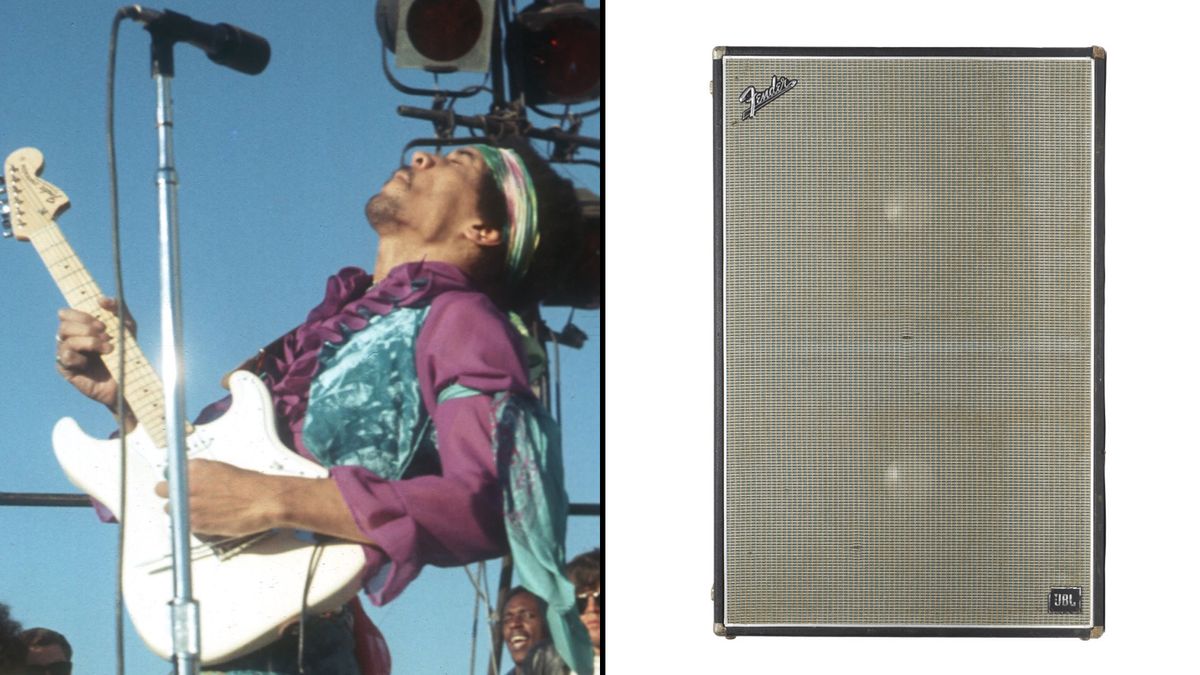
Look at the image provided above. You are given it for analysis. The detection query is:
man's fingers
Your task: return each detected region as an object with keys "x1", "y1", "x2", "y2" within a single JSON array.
[
  {"x1": 58, "y1": 300, "x2": 136, "y2": 337},
  {"x1": 64, "y1": 333, "x2": 112, "y2": 351},
  {"x1": 56, "y1": 334, "x2": 113, "y2": 365},
  {"x1": 58, "y1": 306, "x2": 94, "y2": 321},
  {"x1": 98, "y1": 296, "x2": 136, "y2": 328},
  {"x1": 58, "y1": 308, "x2": 111, "y2": 338}
]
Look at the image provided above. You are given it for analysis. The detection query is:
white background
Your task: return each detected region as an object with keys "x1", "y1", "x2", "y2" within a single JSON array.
[{"x1": 606, "y1": 1, "x2": 1199, "y2": 672}]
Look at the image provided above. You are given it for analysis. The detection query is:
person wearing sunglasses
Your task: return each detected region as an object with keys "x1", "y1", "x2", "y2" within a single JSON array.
[
  {"x1": 17, "y1": 628, "x2": 71, "y2": 675},
  {"x1": 566, "y1": 549, "x2": 601, "y2": 675}
]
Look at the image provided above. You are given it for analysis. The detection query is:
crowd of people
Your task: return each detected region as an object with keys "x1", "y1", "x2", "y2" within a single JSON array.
[
  {"x1": 1, "y1": 548, "x2": 597, "y2": 674},
  {"x1": 2, "y1": 546, "x2": 598, "y2": 674},
  {"x1": 502, "y1": 548, "x2": 602, "y2": 675}
]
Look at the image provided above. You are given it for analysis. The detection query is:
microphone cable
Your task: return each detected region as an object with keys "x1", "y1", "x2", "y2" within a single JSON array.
[{"x1": 106, "y1": 8, "x2": 140, "y2": 675}]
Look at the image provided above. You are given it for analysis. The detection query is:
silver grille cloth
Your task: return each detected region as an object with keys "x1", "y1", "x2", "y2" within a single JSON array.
[{"x1": 721, "y1": 57, "x2": 1093, "y2": 627}]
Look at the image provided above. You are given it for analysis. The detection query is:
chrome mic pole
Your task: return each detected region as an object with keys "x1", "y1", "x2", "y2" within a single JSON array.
[
  {"x1": 123, "y1": 7, "x2": 270, "y2": 671},
  {"x1": 149, "y1": 28, "x2": 200, "y2": 675}
]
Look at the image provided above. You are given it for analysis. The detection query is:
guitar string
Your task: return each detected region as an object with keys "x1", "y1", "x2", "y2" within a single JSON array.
[{"x1": 135, "y1": 531, "x2": 275, "y2": 569}]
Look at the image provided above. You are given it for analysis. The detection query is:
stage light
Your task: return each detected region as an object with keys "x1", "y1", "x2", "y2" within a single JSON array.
[
  {"x1": 376, "y1": 0, "x2": 495, "y2": 73},
  {"x1": 508, "y1": 1, "x2": 601, "y2": 105}
]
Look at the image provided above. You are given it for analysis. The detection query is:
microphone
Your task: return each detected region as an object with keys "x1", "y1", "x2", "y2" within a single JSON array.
[{"x1": 123, "y1": 5, "x2": 270, "y2": 75}]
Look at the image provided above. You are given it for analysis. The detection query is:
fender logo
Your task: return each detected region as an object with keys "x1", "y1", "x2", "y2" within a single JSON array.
[{"x1": 739, "y1": 75, "x2": 799, "y2": 120}]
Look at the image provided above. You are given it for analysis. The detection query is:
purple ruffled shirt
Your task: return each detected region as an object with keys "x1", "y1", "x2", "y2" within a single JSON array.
[{"x1": 197, "y1": 261, "x2": 530, "y2": 604}]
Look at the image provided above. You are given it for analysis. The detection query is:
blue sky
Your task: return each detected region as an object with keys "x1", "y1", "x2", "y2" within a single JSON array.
[{"x1": 0, "y1": 2, "x2": 599, "y2": 673}]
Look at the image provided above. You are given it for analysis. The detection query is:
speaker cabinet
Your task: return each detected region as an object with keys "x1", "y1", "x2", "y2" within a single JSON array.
[{"x1": 714, "y1": 47, "x2": 1104, "y2": 638}]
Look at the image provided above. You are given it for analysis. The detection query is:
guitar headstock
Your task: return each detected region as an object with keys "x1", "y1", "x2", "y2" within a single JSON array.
[{"x1": 1, "y1": 147, "x2": 71, "y2": 242}]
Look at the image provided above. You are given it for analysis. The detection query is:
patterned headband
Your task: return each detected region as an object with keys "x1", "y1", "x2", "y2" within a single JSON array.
[{"x1": 472, "y1": 144, "x2": 539, "y2": 283}]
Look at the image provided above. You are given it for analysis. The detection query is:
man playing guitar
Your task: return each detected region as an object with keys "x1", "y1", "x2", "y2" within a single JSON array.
[{"x1": 52, "y1": 141, "x2": 592, "y2": 675}]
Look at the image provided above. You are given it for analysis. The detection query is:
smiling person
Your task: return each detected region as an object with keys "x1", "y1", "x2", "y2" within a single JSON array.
[
  {"x1": 502, "y1": 587, "x2": 570, "y2": 675},
  {"x1": 53, "y1": 140, "x2": 591, "y2": 675}
]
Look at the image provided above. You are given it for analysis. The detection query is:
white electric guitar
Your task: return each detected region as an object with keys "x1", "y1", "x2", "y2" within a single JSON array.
[{"x1": 1, "y1": 147, "x2": 365, "y2": 664}]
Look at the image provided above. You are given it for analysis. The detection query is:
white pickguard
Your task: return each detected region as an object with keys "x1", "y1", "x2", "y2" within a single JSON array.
[{"x1": 52, "y1": 371, "x2": 365, "y2": 664}]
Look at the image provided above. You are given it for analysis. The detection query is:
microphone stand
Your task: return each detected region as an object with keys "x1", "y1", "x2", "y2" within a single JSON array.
[{"x1": 148, "y1": 26, "x2": 200, "y2": 675}]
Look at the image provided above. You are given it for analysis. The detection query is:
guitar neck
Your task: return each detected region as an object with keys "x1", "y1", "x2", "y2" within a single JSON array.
[{"x1": 30, "y1": 225, "x2": 169, "y2": 448}]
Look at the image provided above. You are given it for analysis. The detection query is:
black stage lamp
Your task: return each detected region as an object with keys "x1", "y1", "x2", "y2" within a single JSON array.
[
  {"x1": 507, "y1": 1, "x2": 601, "y2": 105},
  {"x1": 376, "y1": 0, "x2": 495, "y2": 73}
]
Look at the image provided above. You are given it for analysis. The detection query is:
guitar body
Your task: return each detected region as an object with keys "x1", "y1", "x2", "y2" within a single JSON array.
[{"x1": 52, "y1": 371, "x2": 365, "y2": 664}]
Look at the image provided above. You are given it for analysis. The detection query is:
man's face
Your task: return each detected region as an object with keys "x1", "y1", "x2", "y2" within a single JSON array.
[
  {"x1": 23, "y1": 643, "x2": 70, "y2": 674},
  {"x1": 365, "y1": 147, "x2": 490, "y2": 243},
  {"x1": 501, "y1": 591, "x2": 547, "y2": 666},
  {"x1": 578, "y1": 585, "x2": 600, "y2": 651}
]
